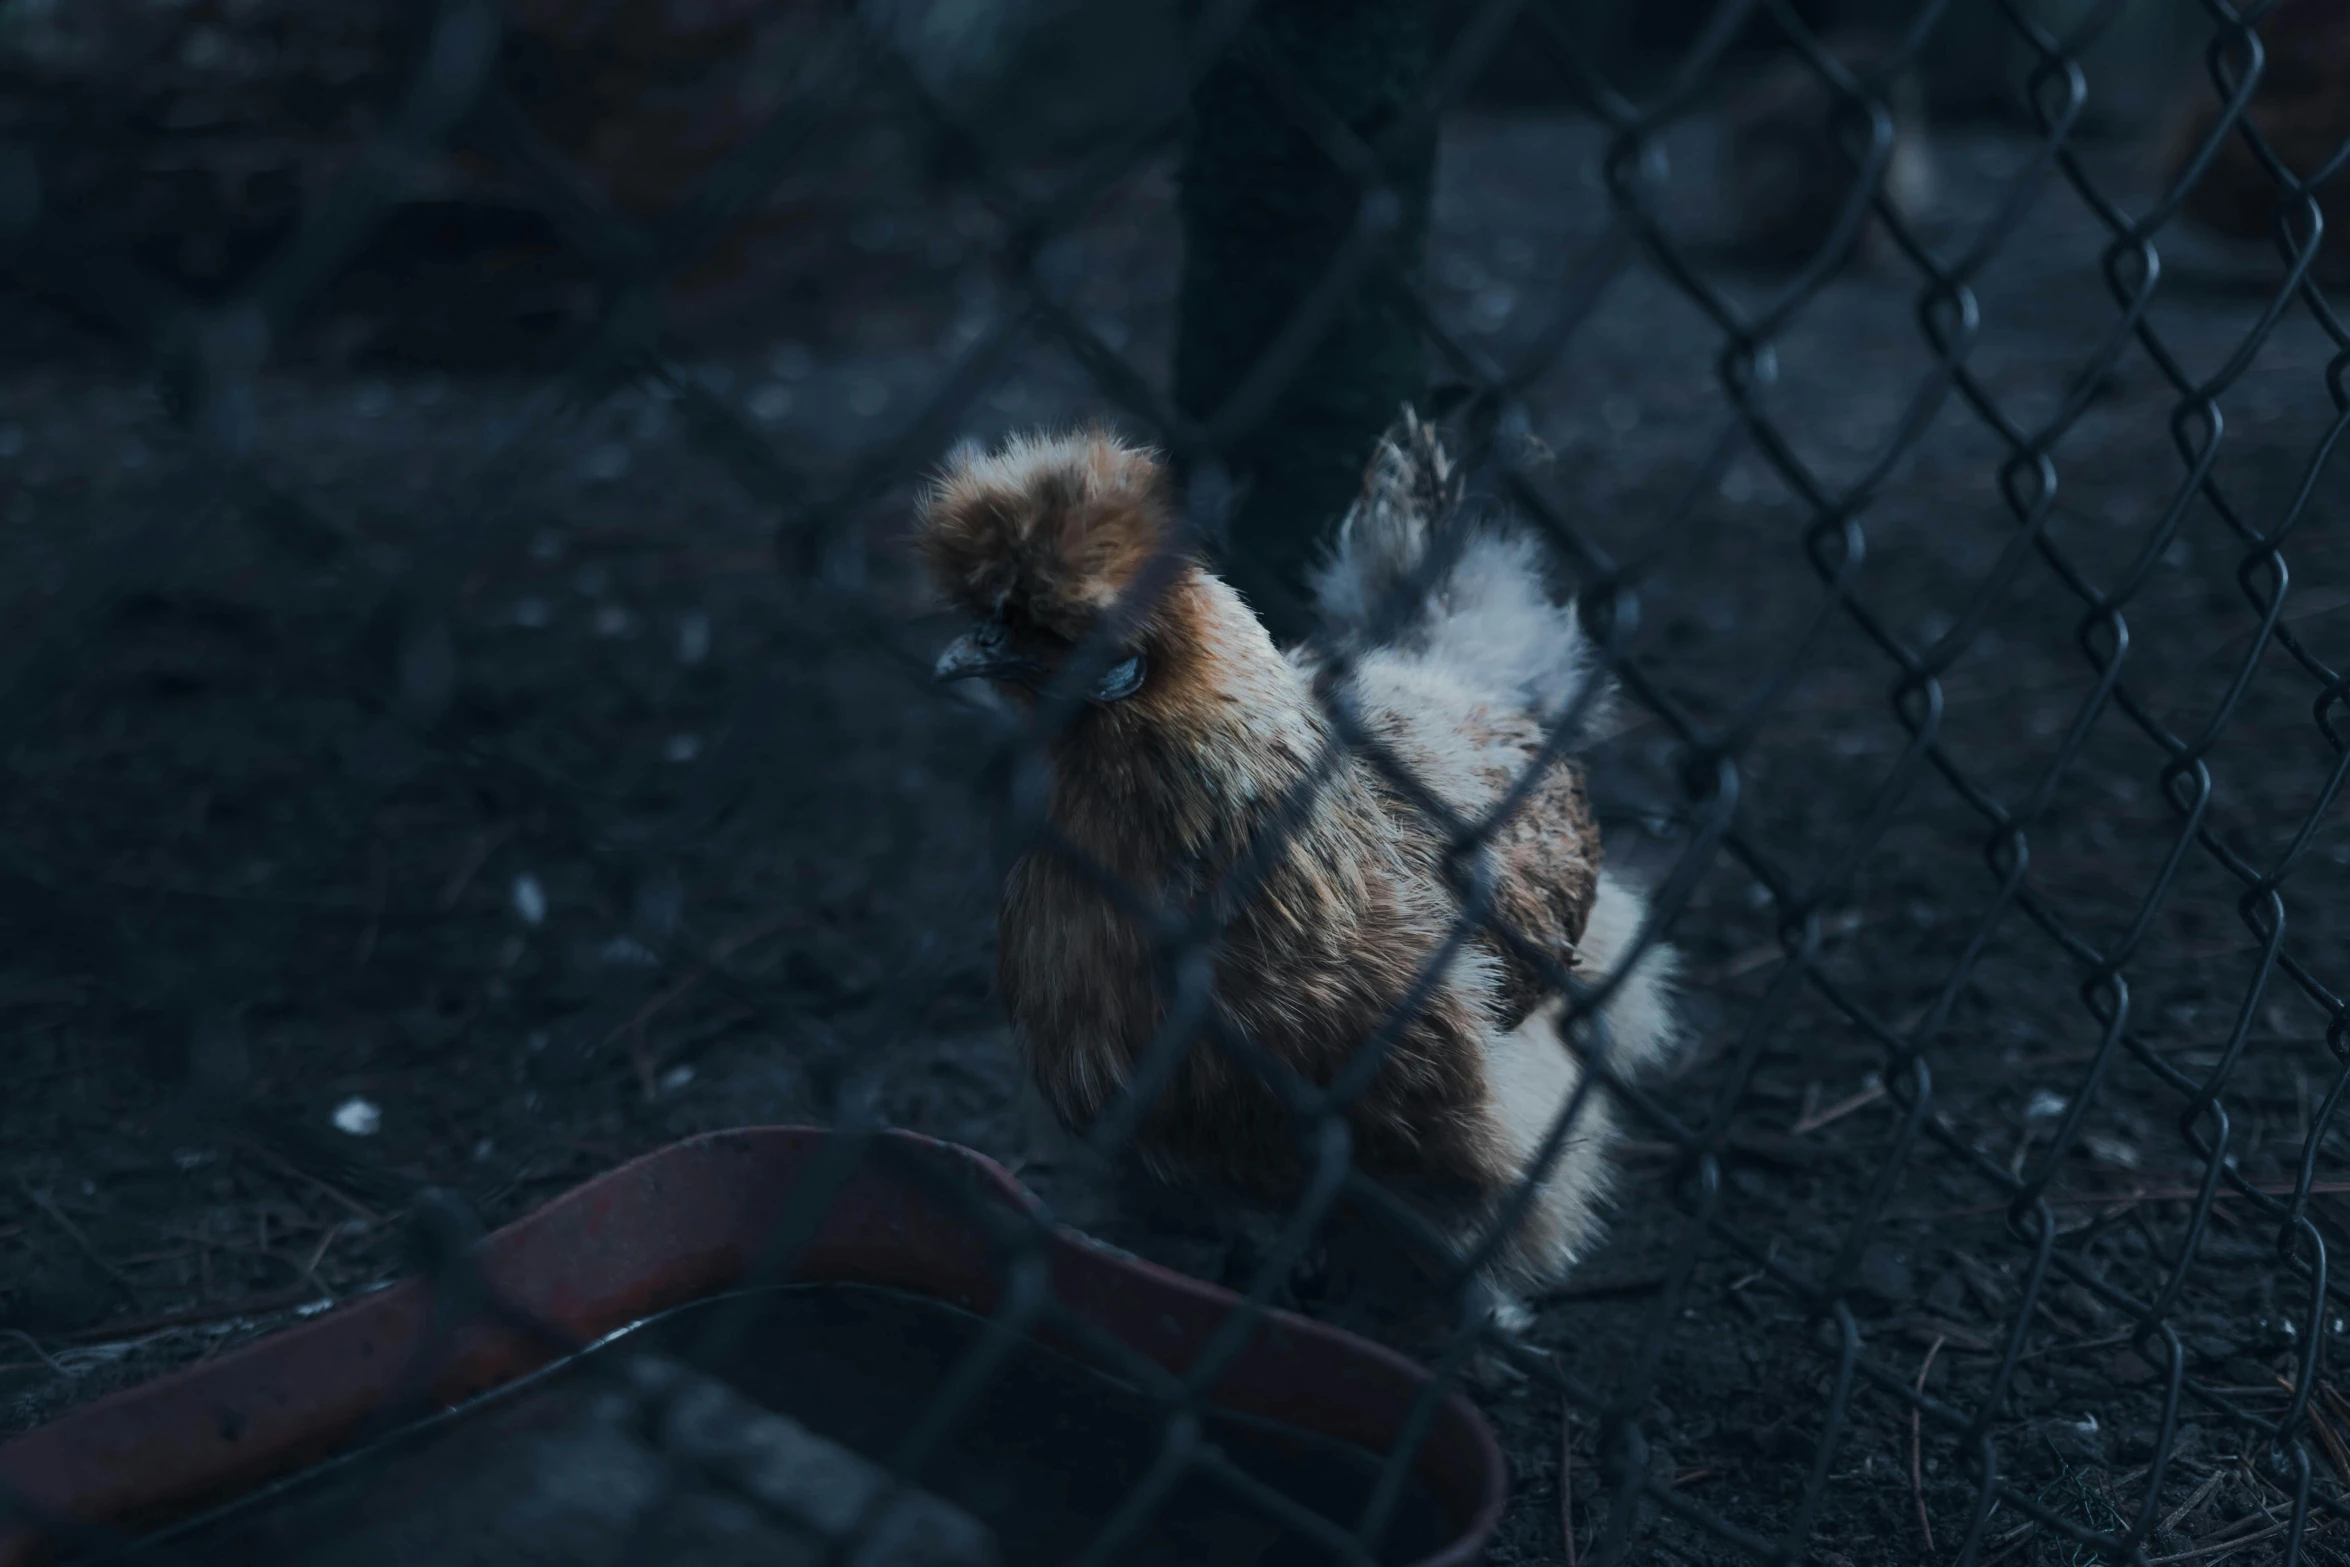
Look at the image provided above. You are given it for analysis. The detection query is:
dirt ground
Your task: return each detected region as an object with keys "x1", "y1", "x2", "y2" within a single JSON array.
[{"x1": 5, "y1": 104, "x2": 2350, "y2": 1566}]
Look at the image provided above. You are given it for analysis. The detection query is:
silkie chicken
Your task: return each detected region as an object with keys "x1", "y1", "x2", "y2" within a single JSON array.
[{"x1": 919, "y1": 414, "x2": 1677, "y2": 1325}]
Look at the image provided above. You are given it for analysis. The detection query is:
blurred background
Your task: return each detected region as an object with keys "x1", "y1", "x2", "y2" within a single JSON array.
[{"x1": 0, "y1": 0, "x2": 2294, "y2": 368}]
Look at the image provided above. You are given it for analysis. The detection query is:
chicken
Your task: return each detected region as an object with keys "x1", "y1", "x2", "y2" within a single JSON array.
[{"x1": 918, "y1": 415, "x2": 1677, "y2": 1324}]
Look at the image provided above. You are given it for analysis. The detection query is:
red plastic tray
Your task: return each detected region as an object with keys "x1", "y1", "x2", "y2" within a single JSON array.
[{"x1": 0, "y1": 1126, "x2": 1506, "y2": 1565}]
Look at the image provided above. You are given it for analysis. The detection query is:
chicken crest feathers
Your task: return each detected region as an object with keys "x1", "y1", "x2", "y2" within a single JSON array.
[
  {"x1": 916, "y1": 429, "x2": 1178, "y2": 637},
  {"x1": 1308, "y1": 410, "x2": 1608, "y2": 732}
]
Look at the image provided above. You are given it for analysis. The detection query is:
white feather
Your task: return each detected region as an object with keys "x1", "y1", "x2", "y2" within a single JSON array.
[
  {"x1": 1303, "y1": 414, "x2": 1609, "y2": 734},
  {"x1": 1303, "y1": 414, "x2": 1678, "y2": 1315}
]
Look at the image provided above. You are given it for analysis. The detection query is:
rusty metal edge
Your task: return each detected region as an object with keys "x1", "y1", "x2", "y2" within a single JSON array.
[{"x1": 0, "y1": 1125, "x2": 1506, "y2": 1567}]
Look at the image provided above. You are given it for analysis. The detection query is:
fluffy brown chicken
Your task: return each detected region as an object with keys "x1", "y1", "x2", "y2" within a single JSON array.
[{"x1": 918, "y1": 416, "x2": 1677, "y2": 1322}]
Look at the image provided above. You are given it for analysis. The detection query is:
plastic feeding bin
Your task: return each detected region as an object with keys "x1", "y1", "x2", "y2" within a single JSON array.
[{"x1": 0, "y1": 1127, "x2": 1507, "y2": 1566}]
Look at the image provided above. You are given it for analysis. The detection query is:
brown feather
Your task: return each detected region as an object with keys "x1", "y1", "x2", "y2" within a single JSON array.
[
  {"x1": 920, "y1": 425, "x2": 1657, "y2": 1306},
  {"x1": 915, "y1": 428, "x2": 1184, "y2": 640}
]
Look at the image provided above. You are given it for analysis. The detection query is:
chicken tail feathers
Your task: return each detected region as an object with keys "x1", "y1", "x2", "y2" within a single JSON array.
[
  {"x1": 1307, "y1": 408, "x2": 1609, "y2": 732},
  {"x1": 1305, "y1": 407, "x2": 1462, "y2": 634}
]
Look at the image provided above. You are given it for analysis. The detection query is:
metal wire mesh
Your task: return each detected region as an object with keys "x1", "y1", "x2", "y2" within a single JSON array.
[{"x1": 3, "y1": 0, "x2": 2349, "y2": 1562}]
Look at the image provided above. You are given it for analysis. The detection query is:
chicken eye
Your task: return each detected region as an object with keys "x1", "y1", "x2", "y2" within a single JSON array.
[{"x1": 1090, "y1": 652, "x2": 1146, "y2": 703}]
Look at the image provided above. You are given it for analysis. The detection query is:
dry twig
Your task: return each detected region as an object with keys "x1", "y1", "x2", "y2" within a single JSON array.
[
  {"x1": 1977, "y1": 1520, "x2": 2037, "y2": 1567},
  {"x1": 50, "y1": 1283, "x2": 327, "y2": 1344},
  {"x1": 233, "y1": 1137, "x2": 381, "y2": 1223},
  {"x1": 2157, "y1": 1469, "x2": 2226, "y2": 1537},
  {"x1": 1911, "y1": 1334, "x2": 1944, "y2": 1557},
  {"x1": 1794, "y1": 1078, "x2": 1886, "y2": 1136},
  {"x1": 1561, "y1": 1397, "x2": 1578, "y2": 1567},
  {"x1": 293, "y1": 1216, "x2": 362, "y2": 1298},
  {"x1": 2316, "y1": 1380, "x2": 2350, "y2": 1445},
  {"x1": 438, "y1": 821, "x2": 517, "y2": 911},
  {"x1": 2146, "y1": 1517, "x2": 2290, "y2": 1564},
  {"x1": 1, "y1": 1327, "x2": 69, "y2": 1375},
  {"x1": 1688, "y1": 910, "x2": 1868, "y2": 986},
  {"x1": 2276, "y1": 1374, "x2": 2350, "y2": 1488}
]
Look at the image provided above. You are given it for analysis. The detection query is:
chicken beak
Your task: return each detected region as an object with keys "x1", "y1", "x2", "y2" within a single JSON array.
[{"x1": 934, "y1": 626, "x2": 1038, "y2": 687}]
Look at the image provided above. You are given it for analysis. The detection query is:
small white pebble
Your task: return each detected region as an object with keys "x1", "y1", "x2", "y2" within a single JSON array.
[
  {"x1": 593, "y1": 604, "x2": 635, "y2": 638},
  {"x1": 2083, "y1": 1133, "x2": 2140, "y2": 1170},
  {"x1": 511, "y1": 872, "x2": 547, "y2": 926},
  {"x1": 295, "y1": 1298, "x2": 334, "y2": 1318},
  {"x1": 582, "y1": 444, "x2": 630, "y2": 482},
  {"x1": 2024, "y1": 1089, "x2": 2068, "y2": 1122},
  {"x1": 659, "y1": 1064, "x2": 696, "y2": 1094},
  {"x1": 331, "y1": 1097, "x2": 381, "y2": 1137},
  {"x1": 664, "y1": 733, "x2": 702, "y2": 763},
  {"x1": 600, "y1": 935, "x2": 658, "y2": 968},
  {"x1": 511, "y1": 596, "x2": 551, "y2": 628},
  {"x1": 1471, "y1": 284, "x2": 1517, "y2": 328},
  {"x1": 1438, "y1": 253, "x2": 1485, "y2": 292},
  {"x1": 748, "y1": 383, "x2": 794, "y2": 422},
  {"x1": 677, "y1": 610, "x2": 711, "y2": 666}
]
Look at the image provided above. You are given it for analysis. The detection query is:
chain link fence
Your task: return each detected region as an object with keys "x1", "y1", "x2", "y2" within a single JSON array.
[{"x1": 3, "y1": 0, "x2": 2349, "y2": 1562}]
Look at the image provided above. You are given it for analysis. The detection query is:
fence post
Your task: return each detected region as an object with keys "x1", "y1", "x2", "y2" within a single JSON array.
[{"x1": 1173, "y1": 0, "x2": 1436, "y2": 646}]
